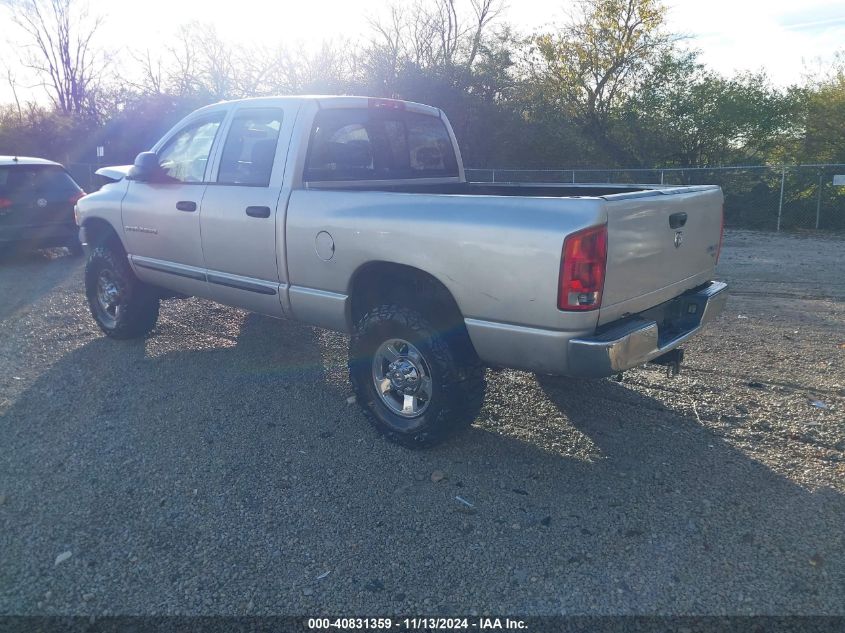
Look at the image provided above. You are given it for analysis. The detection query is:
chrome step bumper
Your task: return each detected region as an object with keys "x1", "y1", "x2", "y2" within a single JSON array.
[{"x1": 568, "y1": 281, "x2": 728, "y2": 378}]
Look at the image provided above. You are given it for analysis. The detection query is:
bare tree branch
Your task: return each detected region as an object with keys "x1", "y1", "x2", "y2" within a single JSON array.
[{"x1": 4, "y1": 0, "x2": 107, "y2": 118}]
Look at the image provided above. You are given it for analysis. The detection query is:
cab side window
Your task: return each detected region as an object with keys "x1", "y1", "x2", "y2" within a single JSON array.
[
  {"x1": 217, "y1": 109, "x2": 284, "y2": 186},
  {"x1": 157, "y1": 115, "x2": 224, "y2": 183}
]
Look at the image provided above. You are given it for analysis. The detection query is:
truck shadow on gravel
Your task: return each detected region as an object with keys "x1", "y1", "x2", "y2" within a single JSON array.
[
  {"x1": 0, "y1": 248, "x2": 80, "y2": 321},
  {"x1": 1, "y1": 309, "x2": 843, "y2": 614}
]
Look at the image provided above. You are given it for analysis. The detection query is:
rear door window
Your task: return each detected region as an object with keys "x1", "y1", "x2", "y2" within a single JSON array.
[
  {"x1": 305, "y1": 108, "x2": 458, "y2": 181},
  {"x1": 217, "y1": 108, "x2": 284, "y2": 186}
]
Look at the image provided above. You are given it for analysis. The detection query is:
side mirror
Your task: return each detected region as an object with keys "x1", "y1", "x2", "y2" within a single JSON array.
[{"x1": 128, "y1": 152, "x2": 162, "y2": 182}]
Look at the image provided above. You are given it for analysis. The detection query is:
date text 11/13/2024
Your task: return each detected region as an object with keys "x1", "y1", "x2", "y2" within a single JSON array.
[{"x1": 307, "y1": 617, "x2": 528, "y2": 630}]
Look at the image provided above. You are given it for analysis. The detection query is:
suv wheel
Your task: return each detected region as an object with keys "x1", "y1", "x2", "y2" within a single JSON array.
[
  {"x1": 349, "y1": 304, "x2": 485, "y2": 449},
  {"x1": 85, "y1": 244, "x2": 160, "y2": 339}
]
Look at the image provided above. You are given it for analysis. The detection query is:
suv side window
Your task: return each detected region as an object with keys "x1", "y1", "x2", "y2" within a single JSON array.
[
  {"x1": 305, "y1": 108, "x2": 458, "y2": 181},
  {"x1": 157, "y1": 115, "x2": 224, "y2": 183},
  {"x1": 217, "y1": 109, "x2": 283, "y2": 186}
]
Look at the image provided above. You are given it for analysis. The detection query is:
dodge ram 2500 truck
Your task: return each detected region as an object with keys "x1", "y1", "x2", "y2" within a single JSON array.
[{"x1": 76, "y1": 95, "x2": 728, "y2": 448}]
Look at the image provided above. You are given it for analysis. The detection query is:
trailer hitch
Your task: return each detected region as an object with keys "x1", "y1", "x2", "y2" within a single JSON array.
[{"x1": 650, "y1": 348, "x2": 684, "y2": 378}]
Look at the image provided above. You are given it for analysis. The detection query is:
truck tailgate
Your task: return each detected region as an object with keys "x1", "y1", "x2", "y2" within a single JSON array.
[{"x1": 599, "y1": 186, "x2": 723, "y2": 325}]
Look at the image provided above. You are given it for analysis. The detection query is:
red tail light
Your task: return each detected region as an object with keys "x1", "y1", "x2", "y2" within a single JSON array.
[
  {"x1": 0, "y1": 197, "x2": 12, "y2": 209},
  {"x1": 716, "y1": 204, "x2": 724, "y2": 264},
  {"x1": 558, "y1": 224, "x2": 608, "y2": 311}
]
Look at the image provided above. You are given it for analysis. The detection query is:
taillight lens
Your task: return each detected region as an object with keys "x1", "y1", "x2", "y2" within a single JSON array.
[
  {"x1": 716, "y1": 204, "x2": 724, "y2": 264},
  {"x1": 0, "y1": 197, "x2": 12, "y2": 209},
  {"x1": 558, "y1": 224, "x2": 608, "y2": 311}
]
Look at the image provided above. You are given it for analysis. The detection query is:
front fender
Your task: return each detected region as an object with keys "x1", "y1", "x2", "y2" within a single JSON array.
[{"x1": 76, "y1": 179, "x2": 129, "y2": 249}]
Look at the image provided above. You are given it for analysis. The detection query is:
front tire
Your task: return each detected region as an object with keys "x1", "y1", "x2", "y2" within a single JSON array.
[
  {"x1": 85, "y1": 244, "x2": 160, "y2": 339},
  {"x1": 349, "y1": 304, "x2": 485, "y2": 449}
]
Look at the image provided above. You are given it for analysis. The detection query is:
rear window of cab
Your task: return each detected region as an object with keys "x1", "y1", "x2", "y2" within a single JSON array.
[{"x1": 305, "y1": 108, "x2": 459, "y2": 182}]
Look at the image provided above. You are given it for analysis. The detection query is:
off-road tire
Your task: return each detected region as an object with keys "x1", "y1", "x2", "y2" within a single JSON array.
[
  {"x1": 85, "y1": 244, "x2": 160, "y2": 339},
  {"x1": 349, "y1": 304, "x2": 485, "y2": 449}
]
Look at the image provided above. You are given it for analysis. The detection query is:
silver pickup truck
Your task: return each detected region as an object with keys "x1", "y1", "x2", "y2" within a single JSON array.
[{"x1": 76, "y1": 95, "x2": 727, "y2": 448}]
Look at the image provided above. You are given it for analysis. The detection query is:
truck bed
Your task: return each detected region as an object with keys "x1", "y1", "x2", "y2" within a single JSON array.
[
  {"x1": 296, "y1": 180, "x2": 724, "y2": 335},
  {"x1": 306, "y1": 180, "x2": 718, "y2": 199}
]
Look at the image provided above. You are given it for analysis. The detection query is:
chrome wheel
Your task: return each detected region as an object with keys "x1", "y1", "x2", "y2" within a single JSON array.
[
  {"x1": 372, "y1": 338, "x2": 433, "y2": 417},
  {"x1": 95, "y1": 270, "x2": 122, "y2": 327}
]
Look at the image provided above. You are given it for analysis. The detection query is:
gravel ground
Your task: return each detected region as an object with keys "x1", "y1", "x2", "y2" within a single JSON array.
[{"x1": 0, "y1": 229, "x2": 843, "y2": 616}]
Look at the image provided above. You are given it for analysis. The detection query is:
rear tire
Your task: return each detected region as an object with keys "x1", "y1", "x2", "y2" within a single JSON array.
[
  {"x1": 85, "y1": 244, "x2": 160, "y2": 339},
  {"x1": 349, "y1": 304, "x2": 485, "y2": 449}
]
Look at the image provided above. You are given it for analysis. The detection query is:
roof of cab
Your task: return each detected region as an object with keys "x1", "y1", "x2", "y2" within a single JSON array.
[
  {"x1": 191, "y1": 95, "x2": 441, "y2": 118},
  {"x1": 0, "y1": 156, "x2": 62, "y2": 167}
]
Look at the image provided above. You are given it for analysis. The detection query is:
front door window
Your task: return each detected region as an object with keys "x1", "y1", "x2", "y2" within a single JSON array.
[{"x1": 157, "y1": 117, "x2": 224, "y2": 183}]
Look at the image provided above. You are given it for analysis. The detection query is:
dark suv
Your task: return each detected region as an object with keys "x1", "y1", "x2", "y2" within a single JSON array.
[{"x1": 0, "y1": 156, "x2": 86, "y2": 256}]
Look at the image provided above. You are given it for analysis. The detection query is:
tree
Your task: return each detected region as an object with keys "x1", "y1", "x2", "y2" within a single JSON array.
[
  {"x1": 531, "y1": 0, "x2": 674, "y2": 163},
  {"x1": 534, "y1": 0, "x2": 673, "y2": 121},
  {"x1": 360, "y1": 0, "x2": 511, "y2": 162},
  {"x1": 0, "y1": 101, "x2": 97, "y2": 163},
  {"x1": 363, "y1": 0, "x2": 504, "y2": 92},
  {"x1": 799, "y1": 52, "x2": 845, "y2": 164},
  {"x1": 4, "y1": 0, "x2": 107, "y2": 118},
  {"x1": 619, "y1": 50, "x2": 800, "y2": 167}
]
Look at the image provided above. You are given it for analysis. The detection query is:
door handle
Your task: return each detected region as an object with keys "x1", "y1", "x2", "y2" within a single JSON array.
[
  {"x1": 246, "y1": 206, "x2": 271, "y2": 218},
  {"x1": 176, "y1": 201, "x2": 197, "y2": 212},
  {"x1": 669, "y1": 212, "x2": 688, "y2": 229}
]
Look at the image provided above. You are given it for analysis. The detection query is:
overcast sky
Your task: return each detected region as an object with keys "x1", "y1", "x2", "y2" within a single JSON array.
[{"x1": 2, "y1": 0, "x2": 844, "y2": 104}]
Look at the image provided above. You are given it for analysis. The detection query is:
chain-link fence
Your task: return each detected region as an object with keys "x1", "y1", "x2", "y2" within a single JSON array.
[
  {"x1": 466, "y1": 165, "x2": 845, "y2": 232},
  {"x1": 65, "y1": 161, "x2": 845, "y2": 232}
]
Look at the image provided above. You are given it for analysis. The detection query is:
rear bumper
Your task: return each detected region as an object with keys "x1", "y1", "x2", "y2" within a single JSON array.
[
  {"x1": 0, "y1": 223, "x2": 78, "y2": 247},
  {"x1": 568, "y1": 281, "x2": 728, "y2": 377}
]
